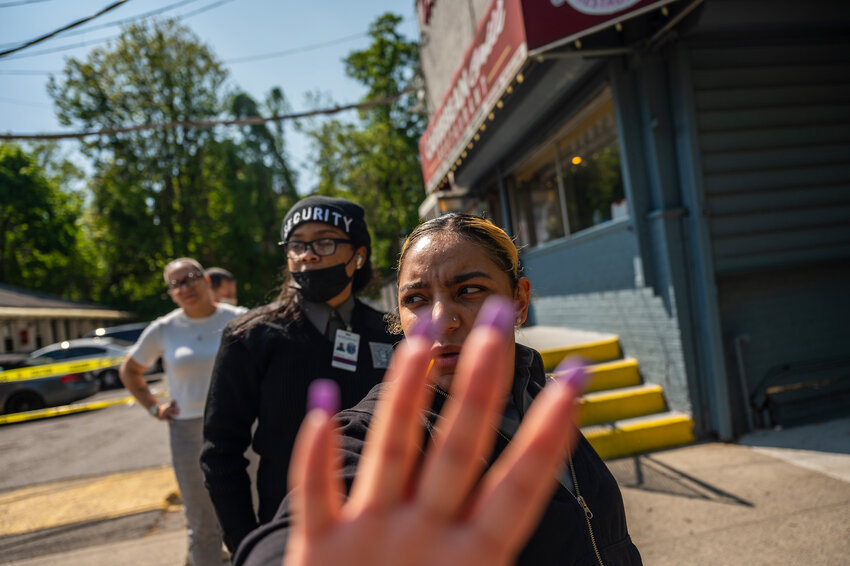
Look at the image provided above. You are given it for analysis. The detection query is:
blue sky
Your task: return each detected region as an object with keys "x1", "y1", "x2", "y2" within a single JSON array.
[{"x1": 0, "y1": 0, "x2": 419, "y2": 192}]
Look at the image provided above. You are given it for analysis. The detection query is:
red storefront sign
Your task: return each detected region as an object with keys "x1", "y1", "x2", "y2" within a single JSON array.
[
  {"x1": 419, "y1": 0, "x2": 527, "y2": 193},
  {"x1": 419, "y1": 0, "x2": 678, "y2": 192},
  {"x1": 522, "y1": 0, "x2": 678, "y2": 52}
]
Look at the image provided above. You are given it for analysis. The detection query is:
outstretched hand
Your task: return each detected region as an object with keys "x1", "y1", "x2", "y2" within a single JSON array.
[{"x1": 285, "y1": 296, "x2": 587, "y2": 566}]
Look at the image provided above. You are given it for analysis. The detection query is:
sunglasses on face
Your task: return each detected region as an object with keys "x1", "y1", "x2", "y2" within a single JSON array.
[
  {"x1": 279, "y1": 238, "x2": 352, "y2": 259},
  {"x1": 166, "y1": 271, "x2": 204, "y2": 292}
]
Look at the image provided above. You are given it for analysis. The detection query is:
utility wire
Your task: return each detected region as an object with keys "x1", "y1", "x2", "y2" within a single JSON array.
[
  {"x1": 0, "y1": 34, "x2": 121, "y2": 61},
  {"x1": 0, "y1": 0, "x2": 53, "y2": 7},
  {"x1": 226, "y1": 32, "x2": 367, "y2": 64},
  {"x1": 0, "y1": 0, "x2": 202, "y2": 47},
  {"x1": 0, "y1": 0, "x2": 235, "y2": 60},
  {"x1": 0, "y1": 17, "x2": 387, "y2": 69},
  {"x1": 0, "y1": 86, "x2": 416, "y2": 141},
  {"x1": 0, "y1": 0, "x2": 131, "y2": 58}
]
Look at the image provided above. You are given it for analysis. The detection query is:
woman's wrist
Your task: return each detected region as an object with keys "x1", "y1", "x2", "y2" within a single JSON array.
[{"x1": 148, "y1": 403, "x2": 159, "y2": 417}]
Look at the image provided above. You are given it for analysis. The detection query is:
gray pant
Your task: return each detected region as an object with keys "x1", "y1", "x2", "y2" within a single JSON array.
[{"x1": 169, "y1": 417, "x2": 223, "y2": 566}]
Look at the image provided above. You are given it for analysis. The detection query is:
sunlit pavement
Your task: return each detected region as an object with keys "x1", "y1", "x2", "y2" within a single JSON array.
[{"x1": 0, "y1": 467, "x2": 179, "y2": 538}]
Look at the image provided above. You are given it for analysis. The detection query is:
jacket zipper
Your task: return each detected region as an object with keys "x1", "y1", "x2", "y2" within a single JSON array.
[
  {"x1": 569, "y1": 457, "x2": 606, "y2": 566},
  {"x1": 429, "y1": 385, "x2": 606, "y2": 565}
]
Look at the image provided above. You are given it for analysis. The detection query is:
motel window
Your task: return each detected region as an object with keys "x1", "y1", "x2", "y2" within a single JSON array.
[{"x1": 507, "y1": 85, "x2": 625, "y2": 248}]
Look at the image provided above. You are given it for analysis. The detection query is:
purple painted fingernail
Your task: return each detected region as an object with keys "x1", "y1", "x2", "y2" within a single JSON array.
[
  {"x1": 307, "y1": 379, "x2": 339, "y2": 415},
  {"x1": 407, "y1": 315, "x2": 436, "y2": 341},
  {"x1": 556, "y1": 356, "x2": 591, "y2": 393},
  {"x1": 474, "y1": 295, "x2": 515, "y2": 336}
]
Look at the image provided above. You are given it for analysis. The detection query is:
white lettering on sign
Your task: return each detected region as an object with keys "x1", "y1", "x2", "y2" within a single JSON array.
[
  {"x1": 422, "y1": 0, "x2": 506, "y2": 162},
  {"x1": 558, "y1": 0, "x2": 642, "y2": 15},
  {"x1": 282, "y1": 207, "x2": 354, "y2": 240}
]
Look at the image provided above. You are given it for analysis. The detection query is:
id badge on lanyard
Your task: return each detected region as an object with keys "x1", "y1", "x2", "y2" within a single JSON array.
[{"x1": 331, "y1": 329, "x2": 360, "y2": 372}]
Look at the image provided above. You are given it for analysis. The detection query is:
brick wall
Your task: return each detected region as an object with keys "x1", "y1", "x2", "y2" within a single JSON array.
[{"x1": 532, "y1": 288, "x2": 692, "y2": 415}]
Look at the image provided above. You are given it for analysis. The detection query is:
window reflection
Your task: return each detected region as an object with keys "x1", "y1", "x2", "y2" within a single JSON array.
[
  {"x1": 507, "y1": 84, "x2": 626, "y2": 248},
  {"x1": 558, "y1": 86, "x2": 625, "y2": 234}
]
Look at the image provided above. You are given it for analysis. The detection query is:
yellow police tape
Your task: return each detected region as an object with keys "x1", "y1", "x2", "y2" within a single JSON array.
[
  {"x1": 0, "y1": 395, "x2": 136, "y2": 425},
  {"x1": 0, "y1": 356, "x2": 126, "y2": 383},
  {"x1": 0, "y1": 389, "x2": 171, "y2": 425}
]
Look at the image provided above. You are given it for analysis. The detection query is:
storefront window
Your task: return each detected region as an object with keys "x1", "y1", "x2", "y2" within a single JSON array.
[
  {"x1": 512, "y1": 146, "x2": 566, "y2": 248},
  {"x1": 557, "y1": 86, "x2": 626, "y2": 233},
  {"x1": 505, "y1": 84, "x2": 626, "y2": 248}
]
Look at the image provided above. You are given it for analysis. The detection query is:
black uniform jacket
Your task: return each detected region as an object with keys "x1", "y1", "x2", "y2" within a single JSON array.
[
  {"x1": 201, "y1": 299, "x2": 397, "y2": 552},
  {"x1": 233, "y1": 344, "x2": 642, "y2": 566}
]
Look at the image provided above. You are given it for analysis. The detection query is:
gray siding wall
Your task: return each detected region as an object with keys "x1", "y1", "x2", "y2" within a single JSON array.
[
  {"x1": 692, "y1": 41, "x2": 850, "y2": 273},
  {"x1": 717, "y1": 261, "x2": 850, "y2": 428},
  {"x1": 521, "y1": 219, "x2": 639, "y2": 296},
  {"x1": 682, "y1": 2, "x2": 850, "y2": 432}
]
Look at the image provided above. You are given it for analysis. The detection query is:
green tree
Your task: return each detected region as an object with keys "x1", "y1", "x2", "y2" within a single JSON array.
[
  {"x1": 48, "y1": 19, "x2": 297, "y2": 315},
  {"x1": 300, "y1": 13, "x2": 426, "y2": 279},
  {"x1": 0, "y1": 143, "x2": 95, "y2": 299}
]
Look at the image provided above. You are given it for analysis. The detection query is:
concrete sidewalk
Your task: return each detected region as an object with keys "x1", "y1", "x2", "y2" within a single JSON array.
[
  {"x1": 3, "y1": 417, "x2": 849, "y2": 565},
  {"x1": 614, "y1": 418, "x2": 850, "y2": 565}
]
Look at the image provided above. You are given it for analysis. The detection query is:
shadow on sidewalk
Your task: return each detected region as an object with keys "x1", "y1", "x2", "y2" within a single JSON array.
[{"x1": 607, "y1": 453, "x2": 753, "y2": 507}]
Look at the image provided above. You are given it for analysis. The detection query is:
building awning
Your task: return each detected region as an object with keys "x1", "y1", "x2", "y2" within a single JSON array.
[
  {"x1": 0, "y1": 283, "x2": 132, "y2": 320},
  {"x1": 418, "y1": 0, "x2": 684, "y2": 194},
  {"x1": 0, "y1": 307, "x2": 132, "y2": 320}
]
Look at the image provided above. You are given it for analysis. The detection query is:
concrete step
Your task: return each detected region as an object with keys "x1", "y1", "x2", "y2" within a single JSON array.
[
  {"x1": 585, "y1": 357, "x2": 641, "y2": 392},
  {"x1": 522, "y1": 325, "x2": 695, "y2": 459},
  {"x1": 539, "y1": 335, "x2": 621, "y2": 370},
  {"x1": 581, "y1": 411, "x2": 696, "y2": 460},
  {"x1": 546, "y1": 358, "x2": 641, "y2": 393},
  {"x1": 577, "y1": 383, "x2": 667, "y2": 426}
]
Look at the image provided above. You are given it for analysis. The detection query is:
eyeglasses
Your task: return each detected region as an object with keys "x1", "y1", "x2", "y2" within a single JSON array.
[
  {"x1": 166, "y1": 271, "x2": 204, "y2": 292},
  {"x1": 279, "y1": 238, "x2": 352, "y2": 259}
]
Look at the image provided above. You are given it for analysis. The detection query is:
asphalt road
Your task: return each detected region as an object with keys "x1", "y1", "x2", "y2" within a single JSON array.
[
  {"x1": 0, "y1": 379, "x2": 186, "y2": 563},
  {"x1": 0, "y1": 380, "x2": 172, "y2": 492}
]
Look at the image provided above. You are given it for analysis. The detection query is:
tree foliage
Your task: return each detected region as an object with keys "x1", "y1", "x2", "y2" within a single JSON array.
[
  {"x1": 47, "y1": 19, "x2": 297, "y2": 316},
  {"x1": 0, "y1": 143, "x2": 95, "y2": 300},
  {"x1": 301, "y1": 13, "x2": 426, "y2": 279}
]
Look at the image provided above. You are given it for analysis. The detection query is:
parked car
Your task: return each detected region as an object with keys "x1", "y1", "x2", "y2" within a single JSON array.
[
  {"x1": 84, "y1": 322, "x2": 149, "y2": 345},
  {"x1": 28, "y1": 338, "x2": 130, "y2": 389},
  {"x1": 84, "y1": 322, "x2": 164, "y2": 375},
  {"x1": 0, "y1": 357, "x2": 99, "y2": 414}
]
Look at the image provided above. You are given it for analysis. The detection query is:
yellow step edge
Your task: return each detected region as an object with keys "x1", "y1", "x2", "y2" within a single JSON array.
[
  {"x1": 582, "y1": 412, "x2": 695, "y2": 460},
  {"x1": 585, "y1": 357, "x2": 641, "y2": 393},
  {"x1": 540, "y1": 336, "x2": 622, "y2": 370},
  {"x1": 577, "y1": 384, "x2": 666, "y2": 426}
]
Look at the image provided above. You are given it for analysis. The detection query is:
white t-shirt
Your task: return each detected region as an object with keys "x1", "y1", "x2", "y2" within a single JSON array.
[{"x1": 130, "y1": 303, "x2": 247, "y2": 420}]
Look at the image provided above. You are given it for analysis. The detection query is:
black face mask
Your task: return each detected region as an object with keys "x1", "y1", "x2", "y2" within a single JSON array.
[{"x1": 290, "y1": 261, "x2": 354, "y2": 303}]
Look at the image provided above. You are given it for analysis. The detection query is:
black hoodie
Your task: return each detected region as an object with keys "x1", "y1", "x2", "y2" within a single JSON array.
[{"x1": 234, "y1": 344, "x2": 642, "y2": 566}]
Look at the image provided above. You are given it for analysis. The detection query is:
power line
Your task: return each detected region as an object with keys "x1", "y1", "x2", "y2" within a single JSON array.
[
  {"x1": 0, "y1": 0, "x2": 132, "y2": 58},
  {"x1": 0, "y1": 0, "x2": 235, "y2": 60},
  {"x1": 225, "y1": 32, "x2": 367, "y2": 64},
  {"x1": 0, "y1": 34, "x2": 121, "y2": 61},
  {"x1": 177, "y1": 0, "x2": 233, "y2": 20},
  {"x1": 0, "y1": 18, "x2": 391, "y2": 70},
  {"x1": 0, "y1": 0, "x2": 54, "y2": 7},
  {"x1": 0, "y1": 86, "x2": 415, "y2": 141},
  {"x1": 0, "y1": 0, "x2": 202, "y2": 48}
]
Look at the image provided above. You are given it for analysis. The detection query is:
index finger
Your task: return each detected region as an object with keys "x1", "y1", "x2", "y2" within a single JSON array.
[{"x1": 416, "y1": 296, "x2": 516, "y2": 519}]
